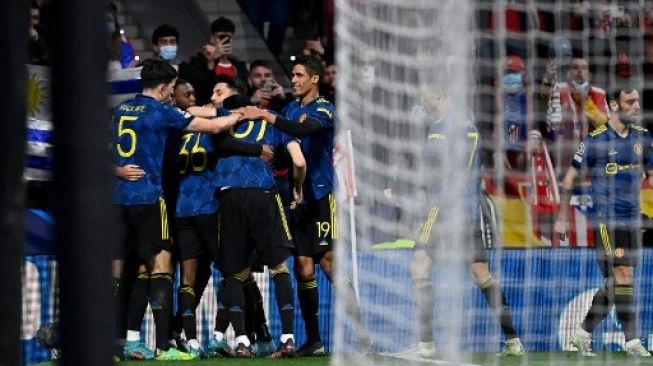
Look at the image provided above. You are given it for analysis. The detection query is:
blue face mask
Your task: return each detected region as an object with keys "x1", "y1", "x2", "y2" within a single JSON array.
[
  {"x1": 159, "y1": 45, "x2": 178, "y2": 61},
  {"x1": 502, "y1": 72, "x2": 523, "y2": 94}
]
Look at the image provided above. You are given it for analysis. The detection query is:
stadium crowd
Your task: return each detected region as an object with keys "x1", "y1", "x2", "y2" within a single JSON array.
[{"x1": 23, "y1": 0, "x2": 653, "y2": 362}]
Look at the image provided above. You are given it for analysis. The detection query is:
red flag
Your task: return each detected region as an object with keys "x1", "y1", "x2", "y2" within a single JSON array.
[{"x1": 334, "y1": 130, "x2": 357, "y2": 198}]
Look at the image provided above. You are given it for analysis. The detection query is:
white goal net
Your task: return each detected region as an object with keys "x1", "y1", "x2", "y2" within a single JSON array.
[{"x1": 332, "y1": 0, "x2": 653, "y2": 365}]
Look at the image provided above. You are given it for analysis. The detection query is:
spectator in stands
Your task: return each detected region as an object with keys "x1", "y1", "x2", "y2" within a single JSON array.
[
  {"x1": 324, "y1": 62, "x2": 337, "y2": 88},
  {"x1": 539, "y1": 37, "x2": 573, "y2": 101},
  {"x1": 27, "y1": 0, "x2": 48, "y2": 65},
  {"x1": 542, "y1": 56, "x2": 609, "y2": 176},
  {"x1": 247, "y1": 59, "x2": 291, "y2": 113},
  {"x1": 240, "y1": 0, "x2": 289, "y2": 56},
  {"x1": 179, "y1": 17, "x2": 248, "y2": 105},
  {"x1": 321, "y1": 61, "x2": 336, "y2": 103},
  {"x1": 107, "y1": 1, "x2": 136, "y2": 70},
  {"x1": 149, "y1": 24, "x2": 180, "y2": 64},
  {"x1": 496, "y1": 55, "x2": 529, "y2": 171}
]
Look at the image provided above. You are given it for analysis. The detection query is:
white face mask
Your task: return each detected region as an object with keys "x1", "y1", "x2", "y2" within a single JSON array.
[
  {"x1": 159, "y1": 45, "x2": 178, "y2": 61},
  {"x1": 571, "y1": 79, "x2": 589, "y2": 99},
  {"x1": 502, "y1": 73, "x2": 524, "y2": 94}
]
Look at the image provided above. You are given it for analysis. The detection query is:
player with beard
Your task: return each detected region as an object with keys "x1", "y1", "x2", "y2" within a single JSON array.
[{"x1": 555, "y1": 87, "x2": 652, "y2": 357}]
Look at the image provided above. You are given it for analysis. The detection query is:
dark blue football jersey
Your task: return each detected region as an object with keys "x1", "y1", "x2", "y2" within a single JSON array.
[
  {"x1": 282, "y1": 97, "x2": 335, "y2": 202},
  {"x1": 174, "y1": 132, "x2": 219, "y2": 217},
  {"x1": 423, "y1": 114, "x2": 481, "y2": 220},
  {"x1": 112, "y1": 94, "x2": 193, "y2": 205},
  {"x1": 571, "y1": 124, "x2": 653, "y2": 224},
  {"x1": 214, "y1": 115, "x2": 296, "y2": 189}
]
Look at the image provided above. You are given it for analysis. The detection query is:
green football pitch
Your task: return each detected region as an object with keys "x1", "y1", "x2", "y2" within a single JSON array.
[{"x1": 34, "y1": 352, "x2": 653, "y2": 365}]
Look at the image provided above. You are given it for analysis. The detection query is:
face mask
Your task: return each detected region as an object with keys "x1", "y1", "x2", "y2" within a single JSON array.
[
  {"x1": 107, "y1": 22, "x2": 115, "y2": 35},
  {"x1": 571, "y1": 80, "x2": 589, "y2": 99},
  {"x1": 159, "y1": 45, "x2": 178, "y2": 61},
  {"x1": 502, "y1": 73, "x2": 523, "y2": 94}
]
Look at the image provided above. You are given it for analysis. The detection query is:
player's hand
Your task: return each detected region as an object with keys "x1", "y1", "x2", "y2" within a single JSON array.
[
  {"x1": 115, "y1": 164, "x2": 145, "y2": 181},
  {"x1": 290, "y1": 187, "x2": 303, "y2": 210},
  {"x1": 553, "y1": 218, "x2": 568, "y2": 241},
  {"x1": 250, "y1": 88, "x2": 272, "y2": 106},
  {"x1": 236, "y1": 106, "x2": 265, "y2": 121},
  {"x1": 260, "y1": 144, "x2": 274, "y2": 163}
]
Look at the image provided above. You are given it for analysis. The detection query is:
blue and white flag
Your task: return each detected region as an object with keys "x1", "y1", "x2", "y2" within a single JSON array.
[
  {"x1": 26, "y1": 65, "x2": 53, "y2": 181},
  {"x1": 24, "y1": 65, "x2": 145, "y2": 181},
  {"x1": 108, "y1": 66, "x2": 143, "y2": 107}
]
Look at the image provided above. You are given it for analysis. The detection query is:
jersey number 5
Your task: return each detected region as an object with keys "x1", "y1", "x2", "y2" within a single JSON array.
[{"x1": 117, "y1": 116, "x2": 138, "y2": 157}]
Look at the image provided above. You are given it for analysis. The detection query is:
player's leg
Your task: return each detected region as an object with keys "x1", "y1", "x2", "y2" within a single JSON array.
[
  {"x1": 112, "y1": 206, "x2": 131, "y2": 359},
  {"x1": 292, "y1": 194, "x2": 336, "y2": 356},
  {"x1": 243, "y1": 274, "x2": 257, "y2": 343},
  {"x1": 612, "y1": 227, "x2": 649, "y2": 357},
  {"x1": 468, "y1": 220, "x2": 522, "y2": 356},
  {"x1": 398, "y1": 204, "x2": 439, "y2": 358},
  {"x1": 295, "y1": 254, "x2": 323, "y2": 354},
  {"x1": 123, "y1": 263, "x2": 152, "y2": 360},
  {"x1": 212, "y1": 189, "x2": 256, "y2": 358},
  {"x1": 469, "y1": 261, "x2": 522, "y2": 356},
  {"x1": 571, "y1": 222, "x2": 614, "y2": 356},
  {"x1": 115, "y1": 206, "x2": 156, "y2": 360},
  {"x1": 174, "y1": 215, "x2": 212, "y2": 358},
  {"x1": 140, "y1": 200, "x2": 193, "y2": 361},
  {"x1": 248, "y1": 273, "x2": 275, "y2": 356},
  {"x1": 403, "y1": 247, "x2": 437, "y2": 358},
  {"x1": 221, "y1": 267, "x2": 255, "y2": 358},
  {"x1": 257, "y1": 190, "x2": 295, "y2": 358},
  {"x1": 208, "y1": 278, "x2": 233, "y2": 357},
  {"x1": 267, "y1": 261, "x2": 297, "y2": 358}
]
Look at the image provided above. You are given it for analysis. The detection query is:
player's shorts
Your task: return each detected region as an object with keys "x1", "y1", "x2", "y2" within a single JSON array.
[
  {"x1": 216, "y1": 188, "x2": 293, "y2": 274},
  {"x1": 414, "y1": 205, "x2": 488, "y2": 265},
  {"x1": 593, "y1": 222, "x2": 641, "y2": 277},
  {"x1": 113, "y1": 198, "x2": 172, "y2": 261},
  {"x1": 173, "y1": 212, "x2": 219, "y2": 262},
  {"x1": 291, "y1": 193, "x2": 337, "y2": 260}
]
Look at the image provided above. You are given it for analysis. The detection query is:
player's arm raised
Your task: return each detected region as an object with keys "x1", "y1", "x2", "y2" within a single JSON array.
[
  {"x1": 286, "y1": 141, "x2": 306, "y2": 209},
  {"x1": 185, "y1": 111, "x2": 241, "y2": 134},
  {"x1": 237, "y1": 105, "x2": 327, "y2": 138}
]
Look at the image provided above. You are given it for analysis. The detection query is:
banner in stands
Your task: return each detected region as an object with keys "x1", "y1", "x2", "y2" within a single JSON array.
[{"x1": 23, "y1": 247, "x2": 653, "y2": 363}]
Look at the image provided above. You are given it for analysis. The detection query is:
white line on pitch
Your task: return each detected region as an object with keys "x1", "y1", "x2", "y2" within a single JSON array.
[{"x1": 383, "y1": 352, "x2": 482, "y2": 366}]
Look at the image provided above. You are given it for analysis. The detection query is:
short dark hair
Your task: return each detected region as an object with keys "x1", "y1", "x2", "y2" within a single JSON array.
[
  {"x1": 611, "y1": 84, "x2": 636, "y2": 103},
  {"x1": 293, "y1": 55, "x2": 324, "y2": 79},
  {"x1": 151, "y1": 24, "x2": 179, "y2": 45},
  {"x1": 31, "y1": 1, "x2": 40, "y2": 10},
  {"x1": 211, "y1": 17, "x2": 235, "y2": 34},
  {"x1": 215, "y1": 75, "x2": 242, "y2": 95},
  {"x1": 140, "y1": 59, "x2": 177, "y2": 89},
  {"x1": 249, "y1": 59, "x2": 274, "y2": 73},
  {"x1": 174, "y1": 78, "x2": 191, "y2": 90}
]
